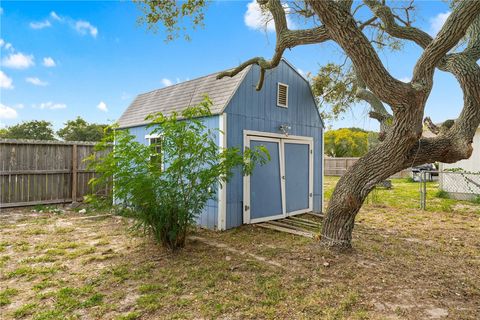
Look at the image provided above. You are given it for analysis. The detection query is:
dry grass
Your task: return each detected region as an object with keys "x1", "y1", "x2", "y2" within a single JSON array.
[{"x1": 0, "y1": 180, "x2": 479, "y2": 319}]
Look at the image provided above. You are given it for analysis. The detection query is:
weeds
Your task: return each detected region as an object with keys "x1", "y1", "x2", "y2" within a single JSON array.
[
  {"x1": 0, "y1": 288, "x2": 19, "y2": 306},
  {"x1": 435, "y1": 190, "x2": 449, "y2": 199},
  {"x1": 12, "y1": 303, "x2": 37, "y2": 318}
]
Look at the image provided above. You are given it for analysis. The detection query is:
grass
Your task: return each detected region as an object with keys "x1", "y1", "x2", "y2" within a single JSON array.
[
  {"x1": 12, "y1": 303, "x2": 37, "y2": 318},
  {"x1": 0, "y1": 288, "x2": 19, "y2": 306},
  {"x1": 6, "y1": 265, "x2": 60, "y2": 279},
  {"x1": 324, "y1": 176, "x2": 480, "y2": 214},
  {"x1": 0, "y1": 187, "x2": 479, "y2": 319}
]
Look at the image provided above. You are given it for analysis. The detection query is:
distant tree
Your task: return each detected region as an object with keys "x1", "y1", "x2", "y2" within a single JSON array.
[
  {"x1": 0, "y1": 120, "x2": 55, "y2": 140},
  {"x1": 324, "y1": 128, "x2": 369, "y2": 157},
  {"x1": 57, "y1": 117, "x2": 108, "y2": 142},
  {"x1": 0, "y1": 128, "x2": 8, "y2": 138}
]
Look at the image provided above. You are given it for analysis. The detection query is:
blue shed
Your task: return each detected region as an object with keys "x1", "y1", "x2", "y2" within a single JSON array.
[{"x1": 117, "y1": 59, "x2": 324, "y2": 230}]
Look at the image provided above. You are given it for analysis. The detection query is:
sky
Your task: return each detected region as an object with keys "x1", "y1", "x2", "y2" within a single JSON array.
[{"x1": 0, "y1": 0, "x2": 464, "y2": 132}]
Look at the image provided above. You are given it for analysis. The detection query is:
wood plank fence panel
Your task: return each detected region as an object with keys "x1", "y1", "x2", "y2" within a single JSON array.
[
  {"x1": 0, "y1": 139, "x2": 111, "y2": 208},
  {"x1": 324, "y1": 157, "x2": 411, "y2": 179}
]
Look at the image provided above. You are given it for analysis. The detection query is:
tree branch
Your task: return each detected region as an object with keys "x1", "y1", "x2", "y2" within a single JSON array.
[
  {"x1": 464, "y1": 14, "x2": 480, "y2": 61},
  {"x1": 308, "y1": 0, "x2": 413, "y2": 110},
  {"x1": 423, "y1": 117, "x2": 440, "y2": 135},
  {"x1": 413, "y1": 1, "x2": 480, "y2": 84},
  {"x1": 363, "y1": 0, "x2": 432, "y2": 48},
  {"x1": 364, "y1": 0, "x2": 480, "y2": 143},
  {"x1": 217, "y1": 0, "x2": 329, "y2": 90},
  {"x1": 354, "y1": 69, "x2": 392, "y2": 138}
]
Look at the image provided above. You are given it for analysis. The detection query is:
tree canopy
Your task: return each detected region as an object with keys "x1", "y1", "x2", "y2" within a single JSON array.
[
  {"x1": 324, "y1": 128, "x2": 379, "y2": 158},
  {"x1": 57, "y1": 117, "x2": 108, "y2": 142},
  {"x1": 0, "y1": 120, "x2": 56, "y2": 140}
]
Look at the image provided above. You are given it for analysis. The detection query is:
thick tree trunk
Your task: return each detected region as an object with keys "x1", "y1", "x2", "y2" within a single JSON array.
[
  {"x1": 320, "y1": 106, "x2": 431, "y2": 249},
  {"x1": 320, "y1": 141, "x2": 410, "y2": 249}
]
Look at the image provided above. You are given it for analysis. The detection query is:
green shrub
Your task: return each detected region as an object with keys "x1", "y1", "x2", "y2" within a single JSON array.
[
  {"x1": 471, "y1": 196, "x2": 480, "y2": 204},
  {"x1": 435, "y1": 190, "x2": 449, "y2": 199},
  {"x1": 89, "y1": 97, "x2": 268, "y2": 250}
]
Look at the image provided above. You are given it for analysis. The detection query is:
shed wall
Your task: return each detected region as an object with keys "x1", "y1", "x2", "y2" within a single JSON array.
[{"x1": 224, "y1": 62, "x2": 324, "y2": 229}]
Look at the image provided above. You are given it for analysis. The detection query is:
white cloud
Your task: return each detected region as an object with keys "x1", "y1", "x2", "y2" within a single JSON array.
[
  {"x1": 97, "y1": 101, "x2": 108, "y2": 112},
  {"x1": 245, "y1": 1, "x2": 275, "y2": 32},
  {"x1": 121, "y1": 92, "x2": 130, "y2": 100},
  {"x1": 30, "y1": 20, "x2": 51, "y2": 29},
  {"x1": 1, "y1": 52, "x2": 35, "y2": 69},
  {"x1": 244, "y1": 0, "x2": 294, "y2": 32},
  {"x1": 0, "y1": 71, "x2": 14, "y2": 89},
  {"x1": 161, "y1": 78, "x2": 174, "y2": 87},
  {"x1": 399, "y1": 77, "x2": 411, "y2": 83},
  {"x1": 34, "y1": 102, "x2": 67, "y2": 110},
  {"x1": 75, "y1": 20, "x2": 98, "y2": 38},
  {"x1": 26, "y1": 77, "x2": 48, "y2": 86},
  {"x1": 13, "y1": 104, "x2": 24, "y2": 109},
  {"x1": 29, "y1": 12, "x2": 98, "y2": 38},
  {"x1": 0, "y1": 103, "x2": 18, "y2": 119},
  {"x1": 430, "y1": 11, "x2": 451, "y2": 36},
  {"x1": 50, "y1": 11, "x2": 63, "y2": 22},
  {"x1": 4, "y1": 42, "x2": 13, "y2": 51},
  {"x1": 0, "y1": 39, "x2": 14, "y2": 52},
  {"x1": 43, "y1": 57, "x2": 56, "y2": 67}
]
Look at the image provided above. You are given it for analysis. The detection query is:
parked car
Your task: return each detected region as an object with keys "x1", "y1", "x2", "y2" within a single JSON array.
[{"x1": 412, "y1": 163, "x2": 438, "y2": 181}]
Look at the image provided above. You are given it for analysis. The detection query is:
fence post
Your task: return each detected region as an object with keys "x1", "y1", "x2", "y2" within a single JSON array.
[
  {"x1": 420, "y1": 171, "x2": 427, "y2": 210},
  {"x1": 419, "y1": 173, "x2": 423, "y2": 210},
  {"x1": 72, "y1": 144, "x2": 78, "y2": 202}
]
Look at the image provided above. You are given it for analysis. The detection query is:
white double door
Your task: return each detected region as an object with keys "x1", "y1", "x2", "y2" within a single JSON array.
[{"x1": 243, "y1": 134, "x2": 313, "y2": 224}]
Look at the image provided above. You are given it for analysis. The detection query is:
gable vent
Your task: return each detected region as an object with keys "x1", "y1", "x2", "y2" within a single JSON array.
[{"x1": 277, "y1": 83, "x2": 288, "y2": 108}]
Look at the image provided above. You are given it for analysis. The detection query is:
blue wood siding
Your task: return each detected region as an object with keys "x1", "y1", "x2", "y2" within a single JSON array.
[
  {"x1": 120, "y1": 116, "x2": 220, "y2": 230},
  {"x1": 224, "y1": 61, "x2": 324, "y2": 229}
]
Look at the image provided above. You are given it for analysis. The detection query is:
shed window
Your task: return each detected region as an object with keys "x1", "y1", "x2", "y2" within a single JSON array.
[
  {"x1": 277, "y1": 83, "x2": 288, "y2": 108},
  {"x1": 148, "y1": 137, "x2": 163, "y2": 169}
]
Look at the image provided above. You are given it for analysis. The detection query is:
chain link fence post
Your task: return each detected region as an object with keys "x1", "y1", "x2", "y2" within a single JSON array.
[
  {"x1": 419, "y1": 170, "x2": 480, "y2": 209},
  {"x1": 423, "y1": 171, "x2": 427, "y2": 210}
]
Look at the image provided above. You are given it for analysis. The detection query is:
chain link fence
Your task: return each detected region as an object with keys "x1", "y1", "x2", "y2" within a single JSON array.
[{"x1": 418, "y1": 170, "x2": 480, "y2": 210}]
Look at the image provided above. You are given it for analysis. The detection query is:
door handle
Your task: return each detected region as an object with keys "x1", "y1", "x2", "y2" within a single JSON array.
[{"x1": 282, "y1": 176, "x2": 285, "y2": 180}]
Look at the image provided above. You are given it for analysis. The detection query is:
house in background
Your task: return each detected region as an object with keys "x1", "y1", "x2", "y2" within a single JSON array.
[
  {"x1": 439, "y1": 126, "x2": 480, "y2": 200},
  {"x1": 117, "y1": 59, "x2": 325, "y2": 230},
  {"x1": 440, "y1": 126, "x2": 480, "y2": 173}
]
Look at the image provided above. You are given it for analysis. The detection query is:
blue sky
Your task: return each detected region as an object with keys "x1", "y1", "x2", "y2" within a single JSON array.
[{"x1": 0, "y1": 1, "x2": 463, "y2": 131}]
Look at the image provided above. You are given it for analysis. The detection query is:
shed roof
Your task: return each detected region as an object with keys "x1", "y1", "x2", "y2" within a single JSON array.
[{"x1": 117, "y1": 66, "x2": 251, "y2": 128}]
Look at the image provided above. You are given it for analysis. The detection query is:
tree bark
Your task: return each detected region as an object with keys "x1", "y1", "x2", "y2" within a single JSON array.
[{"x1": 321, "y1": 109, "x2": 424, "y2": 248}]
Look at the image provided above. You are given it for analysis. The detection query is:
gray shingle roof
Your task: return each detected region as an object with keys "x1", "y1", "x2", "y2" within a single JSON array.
[{"x1": 118, "y1": 66, "x2": 251, "y2": 128}]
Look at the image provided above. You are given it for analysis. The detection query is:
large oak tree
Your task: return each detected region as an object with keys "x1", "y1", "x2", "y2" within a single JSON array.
[{"x1": 136, "y1": 0, "x2": 480, "y2": 249}]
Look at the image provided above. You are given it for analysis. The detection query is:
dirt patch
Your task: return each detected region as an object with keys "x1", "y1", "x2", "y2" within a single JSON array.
[{"x1": 1, "y1": 206, "x2": 479, "y2": 319}]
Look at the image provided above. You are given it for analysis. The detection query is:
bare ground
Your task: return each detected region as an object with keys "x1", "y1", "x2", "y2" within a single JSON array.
[{"x1": 0, "y1": 204, "x2": 479, "y2": 320}]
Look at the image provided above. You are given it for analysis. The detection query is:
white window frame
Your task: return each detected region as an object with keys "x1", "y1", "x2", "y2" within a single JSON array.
[
  {"x1": 145, "y1": 134, "x2": 164, "y2": 170},
  {"x1": 277, "y1": 82, "x2": 289, "y2": 108}
]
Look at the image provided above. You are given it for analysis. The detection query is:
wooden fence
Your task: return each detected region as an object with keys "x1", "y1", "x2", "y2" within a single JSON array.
[
  {"x1": 324, "y1": 157, "x2": 411, "y2": 179},
  {"x1": 0, "y1": 139, "x2": 111, "y2": 209}
]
